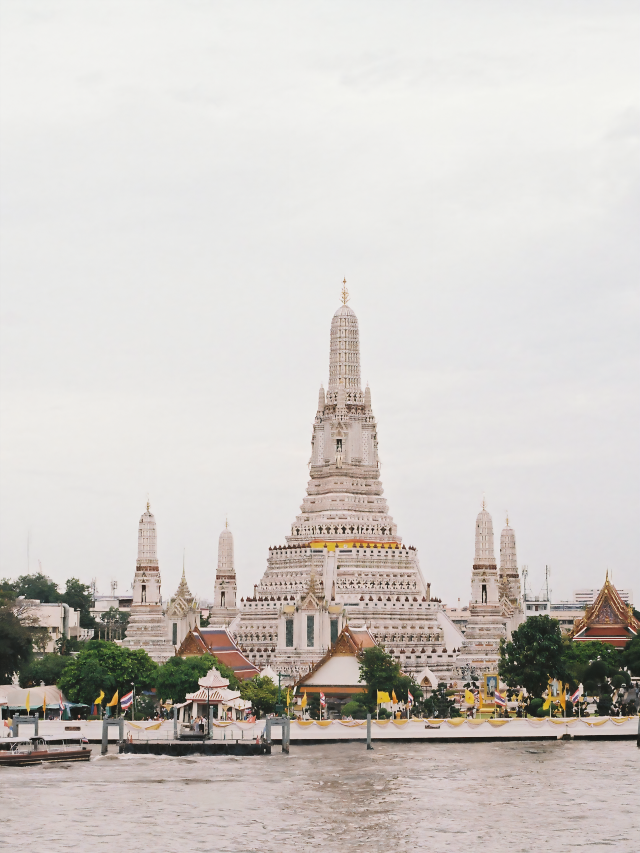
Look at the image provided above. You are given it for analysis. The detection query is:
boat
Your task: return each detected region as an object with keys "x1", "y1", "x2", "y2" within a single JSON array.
[{"x1": 0, "y1": 735, "x2": 92, "y2": 765}]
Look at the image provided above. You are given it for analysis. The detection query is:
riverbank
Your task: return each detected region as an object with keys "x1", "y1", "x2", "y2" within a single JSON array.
[{"x1": 5, "y1": 715, "x2": 636, "y2": 745}]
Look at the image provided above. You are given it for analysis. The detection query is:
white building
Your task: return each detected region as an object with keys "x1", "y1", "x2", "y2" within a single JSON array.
[
  {"x1": 574, "y1": 587, "x2": 633, "y2": 607},
  {"x1": 15, "y1": 599, "x2": 91, "y2": 653}
]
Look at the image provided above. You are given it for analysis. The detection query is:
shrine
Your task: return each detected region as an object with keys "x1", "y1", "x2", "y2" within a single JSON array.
[{"x1": 179, "y1": 666, "x2": 252, "y2": 724}]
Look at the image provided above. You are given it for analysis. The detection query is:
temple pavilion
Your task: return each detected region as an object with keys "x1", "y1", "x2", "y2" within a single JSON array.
[
  {"x1": 179, "y1": 666, "x2": 252, "y2": 723},
  {"x1": 294, "y1": 624, "x2": 376, "y2": 710},
  {"x1": 571, "y1": 574, "x2": 639, "y2": 648}
]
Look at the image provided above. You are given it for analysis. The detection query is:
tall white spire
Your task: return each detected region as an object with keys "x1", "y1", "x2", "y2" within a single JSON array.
[
  {"x1": 137, "y1": 502, "x2": 158, "y2": 566},
  {"x1": 328, "y1": 300, "x2": 361, "y2": 394},
  {"x1": 212, "y1": 521, "x2": 237, "y2": 614},
  {"x1": 474, "y1": 502, "x2": 495, "y2": 566},
  {"x1": 500, "y1": 517, "x2": 517, "y2": 571},
  {"x1": 218, "y1": 523, "x2": 234, "y2": 576},
  {"x1": 499, "y1": 515, "x2": 522, "y2": 606},
  {"x1": 123, "y1": 502, "x2": 174, "y2": 663},
  {"x1": 289, "y1": 295, "x2": 399, "y2": 546}
]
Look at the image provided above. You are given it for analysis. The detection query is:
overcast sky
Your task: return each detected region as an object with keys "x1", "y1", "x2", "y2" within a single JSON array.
[{"x1": 1, "y1": 1, "x2": 638, "y2": 608}]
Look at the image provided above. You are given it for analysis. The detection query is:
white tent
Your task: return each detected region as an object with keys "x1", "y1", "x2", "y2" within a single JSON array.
[{"x1": 0, "y1": 684, "x2": 68, "y2": 710}]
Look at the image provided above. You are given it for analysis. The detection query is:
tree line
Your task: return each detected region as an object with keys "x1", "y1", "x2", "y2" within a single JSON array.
[{"x1": 499, "y1": 615, "x2": 640, "y2": 715}]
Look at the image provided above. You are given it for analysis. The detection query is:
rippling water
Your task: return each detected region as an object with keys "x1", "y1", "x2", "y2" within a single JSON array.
[{"x1": 1, "y1": 741, "x2": 638, "y2": 852}]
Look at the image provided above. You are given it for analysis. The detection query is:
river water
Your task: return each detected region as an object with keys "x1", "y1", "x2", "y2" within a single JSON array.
[{"x1": 1, "y1": 740, "x2": 638, "y2": 852}]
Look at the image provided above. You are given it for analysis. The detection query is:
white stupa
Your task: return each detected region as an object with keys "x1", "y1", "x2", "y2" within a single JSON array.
[{"x1": 122, "y1": 502, "x2": 175, "y2": 663}]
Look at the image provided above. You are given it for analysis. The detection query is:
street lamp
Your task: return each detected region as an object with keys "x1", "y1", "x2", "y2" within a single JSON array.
[
  {"x1": 207, "y1": 686, "x2": 210, "y2": 739},
  {"x1": 275, "y1": 672, "x2": 288, "y2": 717}
]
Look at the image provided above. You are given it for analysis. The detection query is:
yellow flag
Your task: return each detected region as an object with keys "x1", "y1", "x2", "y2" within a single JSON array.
[
  {"x1": 542, "y1": 693, "x2": 553, "y2": 710},
  {"x1": 42, "y1": 693, "x2": 46, "y2": 715},
  {"x1": 464, "y1": 689, "x2": 475, "y2": 705},
  {"x1": 25, "y1": 691, "x2": 30, "y2": 715},
  {"x1": 107, "y1": 690, "x2": 119, "y2": 707},
  {"x1": 94, "y1": 690, "x2": 105, "y2": 706},
  {"x1": 518, "y1": 691, "x2": 524, "y2": 702},
  {"x1": 391, "y1": 690, "x2": 398, "y2": 704},
  {"x1": 376, "y1": 690, "x2": 391, "y2": 704},
  {"x1": 301, "y1": 692, "x2": 307, "y2": 709},
  {"x1": 286, "y1": 689, "x2": 291, "y2": 707}
]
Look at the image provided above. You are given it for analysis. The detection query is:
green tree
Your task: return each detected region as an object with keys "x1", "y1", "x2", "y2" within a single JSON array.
[
  {"x1": 0, "y1": 578, "x2": 18, "y2": 602},
  {"x1": 357, "y1": 646, "x2": 423, "y2": 712},
  {"x1": 19, "y1": 653, "x2": 72, "y2": 688},
  {"x1": 622, "y1": 634, "x2": 640, "y2": 676},
  {"x1": 134, "y1": 694, "x2": 159, "y2": 720},
  {"x1": 422, "y1": 683, "x2": 460, "y2": 718},
  {"x1": 55, "y1": 635, "x2": 84, "y2": 655},
  {"x1": 561, "y1": 640, "x2": 621, "y2": 689},
  {"x1": 155, "y1": 654, "x2": 240, "y2": 704},
  {"x1": 340, "y1": 699, "x2": 367, "y2": 719},
  {"x1": 0, "y1": 601, "x2": 36, "y2": 681},
  {"x1": 239, "y1": 675, "x2": 278, "y2": 718},
  {"x1": 59, "y1": 578, "x2": 96, "y2": 629},
  {"x1": 96, "y1": 607, "x2": 129, "y2": 641},
  {"x1": 499, "y1": 615, "x2": 566, "y2": 697},
  {"x1": 57, "y1": 640, "x2": 158, "y2": 707},
  {"x1": 13, "y1": 572, "x2": 60, "y2": 603}
]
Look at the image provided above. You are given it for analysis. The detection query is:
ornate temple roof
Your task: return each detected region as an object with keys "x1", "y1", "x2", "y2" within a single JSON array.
[
  {"x1": 571, "y1": 574, "x2": 639, "y2": 648},
  {"x1": 198, "y1": 666, "x2": 230, "y2": 689},
  {"x1": 166, "y1": 566, "x2": 198, "y2": 618},
  {"x1": 176, "y1": 625, "x2": 259, "y2": 679}
]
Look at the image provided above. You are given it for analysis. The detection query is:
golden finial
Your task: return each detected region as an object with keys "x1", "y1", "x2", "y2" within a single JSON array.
[
  {"x1": 225, "y1": 517, "x2": 228, "y2": 529},
  {"x1": 482, "y1": 495, "x2": 486, "y2": 511},
  {"x1": 341, "y1": 278, "x2": 349, "y2": 305},
  {"x1": 506, "y1": 511, "x2": 509, "y2": 526},
  {"x1": 146, "y1": 496, "x2": 150, "y2": 512}
]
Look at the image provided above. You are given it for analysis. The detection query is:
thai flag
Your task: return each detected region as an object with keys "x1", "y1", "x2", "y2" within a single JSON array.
[
  {"x1": 494, "y1": 691, "x2": 507, "y2": 707},
  {"x1": 407, "y1": 690, "x2": 414, "y2": 706},
  {"x1": 319, "y1": 692, "x2": 326, "y2": 708},
  {"x1": 570, "y1": 684, "x2": 583, "y2": 704},
  {"x1": 121, "y1": 690, "x2": 134, "y2": 710}
]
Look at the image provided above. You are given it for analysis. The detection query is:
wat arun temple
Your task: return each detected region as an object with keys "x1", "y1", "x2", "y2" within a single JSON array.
[
  {"x1": 124, "y1": 288, "x2": 524, "y2": 686},
  {"x1": 233, "y1": 288, "x2": 469, "y2": 683}
]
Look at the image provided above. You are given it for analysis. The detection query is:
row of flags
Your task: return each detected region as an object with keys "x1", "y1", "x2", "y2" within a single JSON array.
[
  {"x1": 91, "y1": 689, "x2": 135, "y2": 714},
  {"x1": 376, "y1": 690, "x2": 413, "y2": 706},
  {"x1": 22, "y1": 691, "x2": 68, "y2": 717},
  {"x1": 462, "y1": 683, "x2": 584, "y2": 708}
]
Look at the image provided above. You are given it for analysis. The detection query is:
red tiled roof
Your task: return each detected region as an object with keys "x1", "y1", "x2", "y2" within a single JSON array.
[{"x1": 177, "y1": 626, "x2": 259, "y2": 680}]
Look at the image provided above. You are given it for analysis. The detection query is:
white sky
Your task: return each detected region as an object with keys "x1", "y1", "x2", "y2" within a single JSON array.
[{"x1": 1, "y1": 1, "x2": 638, "y2": 607}]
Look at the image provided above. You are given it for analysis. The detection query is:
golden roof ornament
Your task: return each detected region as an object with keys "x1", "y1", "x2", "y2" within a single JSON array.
[{"x1": 341, "y1": 278, "x2": 349, "y2": 305}]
